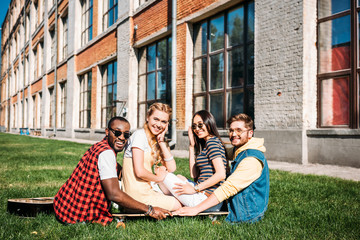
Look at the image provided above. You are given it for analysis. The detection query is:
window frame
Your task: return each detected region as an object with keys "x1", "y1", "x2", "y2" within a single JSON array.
[
  {"x1": 317, "y1": 0, "x2": 359, "y2": 128},
  {"x1": 103, "y1": 0, "x2": 118, "y2": 30},
  {"x1": 192, "y1": 2, "x2": 255, "y2": 129},
  {"x1": 137, "y1": 37, "x2": 172, "y2": 127},
  {"x1": 81, "y1": 0, "x2": 93, "y2": 46},
  {"x1": 79, "y1": 71, "x2": 92, "y2": 128},
  {"x1": 60, "y1": 82, "x2": 67, "y2": 128},
  {"x1": 101, "y1": 60, "x2": 117, "y2": 128}
]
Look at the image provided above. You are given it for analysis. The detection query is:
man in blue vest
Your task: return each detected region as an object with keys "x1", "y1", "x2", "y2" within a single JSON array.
[{"x1": 175, "y1": 113, "x2": 270, "y2": 223}]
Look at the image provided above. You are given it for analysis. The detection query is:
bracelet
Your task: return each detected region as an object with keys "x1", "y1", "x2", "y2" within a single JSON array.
[
  {"x1": 164, "y1": 156, "x2": 174, "y2": 162},
  {"x1": 194, "y1": 185, "x2": 201, "y2": 193},
  {"x1": 144, "y1": 205, "x2": 154, "y2": 216}
]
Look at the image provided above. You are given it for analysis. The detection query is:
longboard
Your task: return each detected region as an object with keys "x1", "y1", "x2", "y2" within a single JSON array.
[
  {"x1": 7, "y1": 197, "x2": 54, "y2": 217},
  {"x1": 112, "y1": 211, "x2": 229, "y2": 218}
]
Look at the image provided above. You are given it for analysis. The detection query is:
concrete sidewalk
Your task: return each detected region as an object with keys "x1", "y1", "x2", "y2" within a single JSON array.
[
  {"x1": 172, "y1": 150, "x2": 360, "y2": 182},
  {"x1": 47, "y1": 136, "x2": 360, "y2": 182}
]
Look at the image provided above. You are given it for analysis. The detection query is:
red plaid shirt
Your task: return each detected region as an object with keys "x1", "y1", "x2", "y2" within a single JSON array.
[{"x1": 54, "y1": 138, "x2": 117, "y2": 225}]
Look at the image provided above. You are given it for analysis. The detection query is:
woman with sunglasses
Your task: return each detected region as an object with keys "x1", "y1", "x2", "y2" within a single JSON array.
[
  {"x1": 121, "y1": 103, "x2": 182, "y2": 211},
  {"x1": 160, "y1": 110, "x2": 227, "y2": 211}
]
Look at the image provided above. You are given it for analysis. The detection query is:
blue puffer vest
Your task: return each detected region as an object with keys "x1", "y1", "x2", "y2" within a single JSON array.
[{"x1": 226, "y1": 149, "x2": 270, "y2": 223}]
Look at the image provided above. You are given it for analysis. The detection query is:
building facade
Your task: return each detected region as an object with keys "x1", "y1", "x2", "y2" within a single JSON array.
[{"x1": 1, "y1": 0, "x2": 359, "y2": 168}]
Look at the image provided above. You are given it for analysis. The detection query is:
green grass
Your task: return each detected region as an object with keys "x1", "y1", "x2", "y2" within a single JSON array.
[{"x1": 0, "y1": 132, "x2": 359, "y2": 239}]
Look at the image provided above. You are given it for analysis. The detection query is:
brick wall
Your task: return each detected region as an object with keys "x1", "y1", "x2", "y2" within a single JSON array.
[
  {"x1": 255, "y1": 0, "x2": 304, "y2": 130},
  {"x1": 176, "y1": 23, "x2": 187, "y2": 128},
  {"x1": 30, "y1": 79, "x2": 42, "y2": 95},
  {"x1": 75, "y1": 31, "x2": 117, "y2": 71}
]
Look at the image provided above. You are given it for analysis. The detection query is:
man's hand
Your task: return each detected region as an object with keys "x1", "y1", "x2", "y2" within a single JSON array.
[
  {"x1": 173, "y1": 206, "x2": 200, "y2": 216},
  {"x1": 173, "y1": 182, "x2": 196, "y2": 195},
  {"x1": 149, "y1": 207, "x2": 172, "y2": 220}
]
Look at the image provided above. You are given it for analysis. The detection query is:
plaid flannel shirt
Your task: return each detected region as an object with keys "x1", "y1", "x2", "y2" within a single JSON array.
[{"x1": 54, "y1": 138, "x2": 117, "y2": 225}]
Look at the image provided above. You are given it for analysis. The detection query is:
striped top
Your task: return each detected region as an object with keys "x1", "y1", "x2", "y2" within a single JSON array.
[{"x1": 195, "y1": 136, "x2": 227, "y2": 195}]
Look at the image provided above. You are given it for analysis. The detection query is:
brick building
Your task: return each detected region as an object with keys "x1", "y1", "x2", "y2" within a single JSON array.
[{"x1": 1, "y1": 0, "x2": 359, "y2": 167}]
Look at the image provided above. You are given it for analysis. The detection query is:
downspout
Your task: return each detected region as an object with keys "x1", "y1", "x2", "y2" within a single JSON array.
[
  {"x1": 169, "y1": 0, "x2": 177, "y2": 147},
  {"x1": 7, "y1": 16, "x2": 11, "y2": 132},
  {"x1": 22, "y1": 4, "x2": 25, "y2": 128},
  {"x1": 53, "y1": 1, "x2": 58, "y2": 136}
]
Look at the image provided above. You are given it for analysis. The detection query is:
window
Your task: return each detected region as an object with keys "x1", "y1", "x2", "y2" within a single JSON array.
[
  {"x1": 81, "y1": 0, "x2": 93, "y2": 46},
  {"x1": 40, "y1": 40, "x2": 44, "y2": 75},
  {"x1": 137, "y1": 37, "x2": 172, "y2": 127},
  {"x1": 60, "y1": 82, "x2": 67, "y2": 128},
  {"x1": 193, "y1": 2, "x2": 254, "y2": 128},
  {"x1": 33, "y1": 48, "x2": 38, "y2": 79},
  {"x1": 103, "y1": 0, "x2": 118, "y2": 29},
  {"x1": 101, "y1": 61, "x2": 117, "y2": 128},
  {"x1": 50, "y1": 28, "x2": 56, "y2": 68},
  {"x1": 62, "y1": 14, "x2": 68, "y2": 60},
  {"x1": 25, "y1": 11, "x2": 30, "y2": 41},
  {"x1": 24, "y1": 56, "x2": 29, "y2": 86},
  {"x1": 32, "y1": 95, "x2": 36, "y2": 128},
  {"x1": 79, "y1": 72, "x2": 92, "y2": 128},
  {"x1": 317, "y1": 0, "x2": 359, "y2": 127},
  {"x1": 34, "y1": 1, "x2": 38, "y2": 30},
  {"x1": 49, "y1": 88, "x2": 54, "y2": 127}
]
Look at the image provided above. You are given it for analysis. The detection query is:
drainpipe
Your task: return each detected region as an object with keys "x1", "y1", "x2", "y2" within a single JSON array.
[
  {"x1": 53, "y1": 1, "x2": 58, "y2": 136},
  {"x1": 22, "y1": 4, "x2": 25, "y2": 128},
  {"x1": 169, "y1": 0, "x2": 177, "y2": 147}
]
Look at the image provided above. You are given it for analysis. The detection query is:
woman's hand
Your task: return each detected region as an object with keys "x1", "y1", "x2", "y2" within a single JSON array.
[
  {"x1": 157, "y1": 124, "x2": 168, "y2": 143},
  {"x1": 173, "y1": 182, "x2": 196, "y2": 195},
  {"x1": 154, "y1": 166, "x2": 167, "y2": 182},
  {"x1": 173, "y1": 206, "x2": 200, "y2": 216},
  {"x1": 188, "y1": 126, "x2": 195, "y2": 147}
]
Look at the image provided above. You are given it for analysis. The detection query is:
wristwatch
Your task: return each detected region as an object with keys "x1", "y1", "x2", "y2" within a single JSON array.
[{"x1": 194, "y1": 185, "x2": 200, "y2": 193}]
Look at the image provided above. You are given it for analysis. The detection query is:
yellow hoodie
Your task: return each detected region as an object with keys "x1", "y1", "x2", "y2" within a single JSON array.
[{"x1": 213, "y1": 137, "x2": 266, "y2": 202}]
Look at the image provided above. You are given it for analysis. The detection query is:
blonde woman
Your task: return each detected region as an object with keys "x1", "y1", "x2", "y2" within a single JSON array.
[{"x1": 122, "y1": 103, "x2": 182, "y2": 211}]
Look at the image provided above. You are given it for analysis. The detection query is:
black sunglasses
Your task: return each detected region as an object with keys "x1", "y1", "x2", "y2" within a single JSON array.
[
  {"x1": 109, "y1": 128, "x2": 131, "y2": 139},
  {"x1": 192, "y1": 123, "x2": 205, "y2": 130}
]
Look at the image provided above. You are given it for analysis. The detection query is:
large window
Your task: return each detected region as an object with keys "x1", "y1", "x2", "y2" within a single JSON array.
[
  {"x1": 137, "y1": 37, "x2": 172, "y2": 127},
  {"x1": 101, "y1": 61, "x2": 117, "y2": 128},
  {"x1": 193, "y1": 2, "x2": 254, "y2": 128},
  {"x1": 318, "y1": 0, "x2": 359, "y2": 128},
  {"x1": 49, "y1": 87, "x2": 54, "y2": 127},
  {"x1": 103, "y1": 0, "x2": 118, "y2": 29},
  {"x1": 79, "y1": 72, "x2": 92, "y2": 128},
  {"x1": 50, "y1": 28, "x2": 56, "y2": 68},
  {"x1": 81, "y1": 0, "x2": 93, "y2": 46},
  {"x1": 62, "y1": 14, "x2": 68, "y2": 61},
  {"x1": 60, "y1": 82, "x2": 67, "y2": 128}
]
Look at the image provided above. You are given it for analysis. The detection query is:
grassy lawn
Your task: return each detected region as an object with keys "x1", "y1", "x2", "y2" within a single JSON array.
[{"x1": 0, "y1": 132, "x2": 359, "y2": 239}]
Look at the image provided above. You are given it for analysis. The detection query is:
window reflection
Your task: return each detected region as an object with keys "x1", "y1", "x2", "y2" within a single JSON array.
[
  {"x1": 147, "y1": 72, "x2": 155, "y2": 100},
  {"x1": 194, "y1": 96, "x2": 206, "y2": 113},
  {"x1": 210, "y1": 53, "x2": 224, "y2": 90},
  {"x1": 147, "y1": 44, "x2": 156, "y2": 72},
  {"x1": 210, "y1": 93, "x2": 224, "y2": 127},
  {"x1": 228, "y1": 7, "x2": 244, "y2": 47},
  {"x1": 228, "y1": 47, "x2": 244, "y2": 87},
  {"x1": 210, "y1": 15, "x2": 224, "y2": 52},
  {"x1": 227, "y1": 90, "x2": 244, "y2": 120},
  {"x1": 319, "y1": 15, "x2": 351, "y2": 73},
  {"x1": 194, "y1": 22, "x2": 207, "y2": 57},
  {"x1": 318, "y1": 0, "x2": 350, "y2": 18},
  {"x1": 157, "y1": 70, "x2": 167, "y2": 99},
  {"x1": 321, "y1": 77, "x2": 349, "y2": 126},
  {"x1": 247, "y1": 2, "x2": 254, "y2": 42},
  {"x1": 194, "y1": 58, "x2": 207, "y2": 93}
]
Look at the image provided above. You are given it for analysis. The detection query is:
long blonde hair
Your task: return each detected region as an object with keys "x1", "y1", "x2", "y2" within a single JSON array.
[{"x1": 143, "y1": 103, "x2": 172, "y2": 165}]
